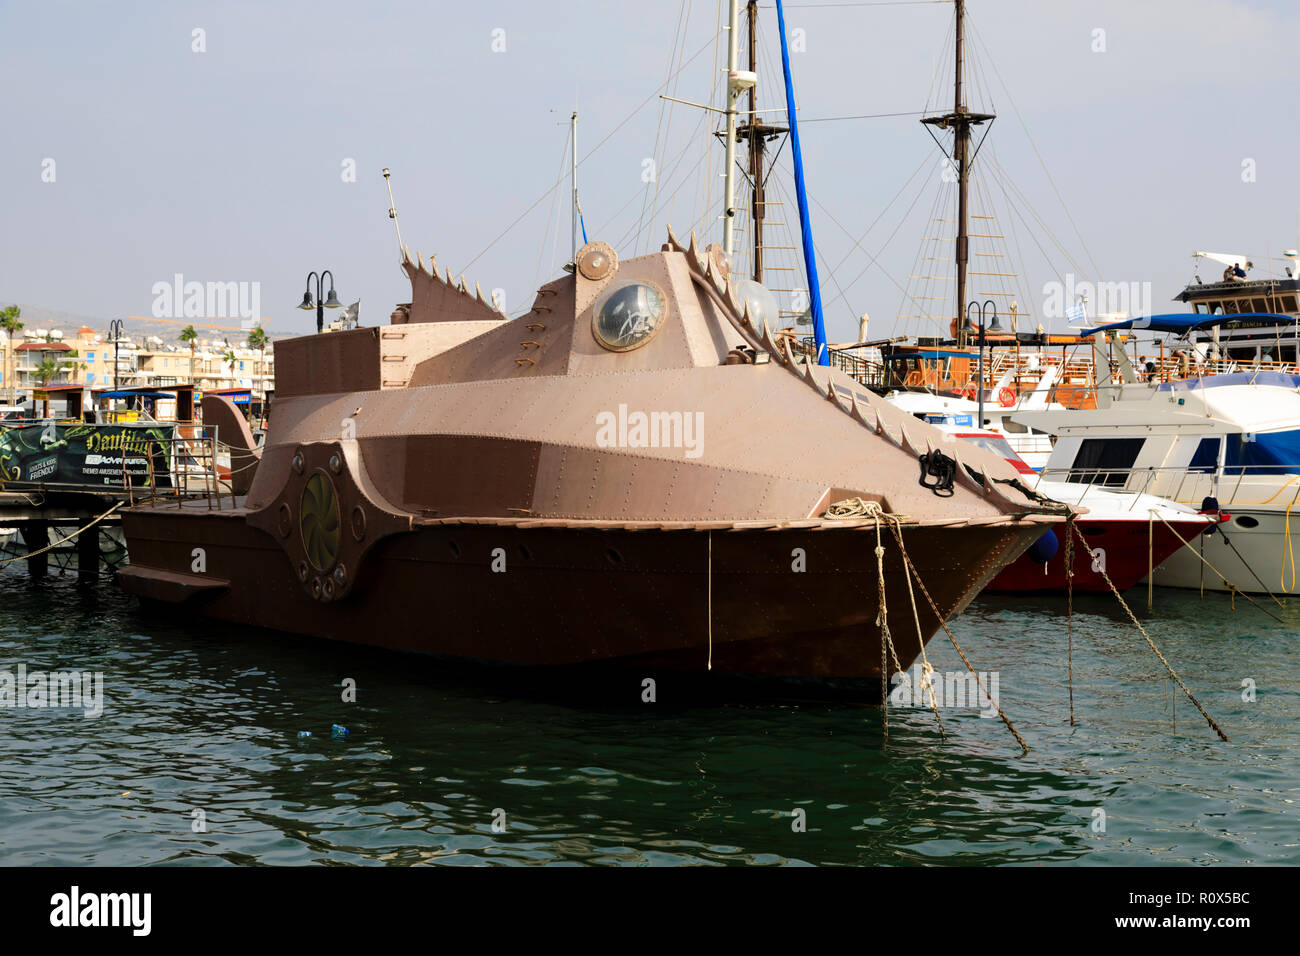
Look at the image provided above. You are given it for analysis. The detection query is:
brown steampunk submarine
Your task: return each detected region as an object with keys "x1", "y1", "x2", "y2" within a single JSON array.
[{"x1": 118, "y1": 229, "x2": 1065, "y2": 686}]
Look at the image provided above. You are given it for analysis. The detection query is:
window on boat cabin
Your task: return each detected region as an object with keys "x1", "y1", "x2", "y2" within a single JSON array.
[
  {"x1": 1189, "y1": 437, "x2": 1221, "y2": 473},
  {"x1": 1223, "y1": 430, "x2": 1300, "y2": 476},
  {"x1": 1002, "y1": 418, "x2": 1028, "y2": 434},
  {"x1": 1067, "y1": 437, "x2": 1144, "y2": 486}
]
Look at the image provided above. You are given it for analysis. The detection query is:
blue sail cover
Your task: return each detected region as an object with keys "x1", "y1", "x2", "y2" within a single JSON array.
[
  {"x1": 775, "y1": 0, "x2": 829, "y2": 366},
  {"x1": 1082, "y1": 313, "x2": 1297, "y2": 337}
]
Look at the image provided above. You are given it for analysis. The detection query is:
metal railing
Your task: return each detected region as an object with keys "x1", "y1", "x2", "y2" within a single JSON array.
[
  {"x1": 1036, "y1": 463, "x2": 1300, "y2": 510},
  {"x1": 1, "y1": 420, "x2": 234, "y2": 509}
]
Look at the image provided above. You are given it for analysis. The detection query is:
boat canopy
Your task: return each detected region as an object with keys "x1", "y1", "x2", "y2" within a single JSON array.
[
  {"x1": 1081, "y1": 313, "x2": 1296, "y2": 337},
  {"x1": 96, "y1": 390, "x2": 176, "y2": 399}
]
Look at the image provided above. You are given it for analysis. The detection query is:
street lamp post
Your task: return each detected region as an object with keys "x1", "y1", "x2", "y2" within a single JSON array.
[
  {"x1": 109, "y1": 319, "x2": 124, "y2": 391},
  {"x1": 298, "y1": 271, "x2": 343, "y2": 334},
  {"x1": 965, "y1": 299, "x2": 1001, "y2": 429}
]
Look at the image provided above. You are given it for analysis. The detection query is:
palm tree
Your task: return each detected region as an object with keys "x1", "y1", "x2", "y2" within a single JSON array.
[
  {"x1": 222, "y1": 347, "x2": 237, "y2": 386},
  {"x1": 246, "y1": 327, "x2": 270, "y2": 428},
  {"x1": 34, "y1": 356, "x2": 74, "y2": 417},
  {"x1": 179, "y1": 325, "x2": 198, "y2": 383},
  {"x1": 247, "y1": 326, "x2": 268, "y2": 392},
  {"x1": 1, "y1": 305, "x2": 22, "y2": 403}
]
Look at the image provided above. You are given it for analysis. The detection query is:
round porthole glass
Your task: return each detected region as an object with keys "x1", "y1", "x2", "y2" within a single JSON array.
[{"x1": 592, "y1": 280, "x2": 667, "y2": 352}]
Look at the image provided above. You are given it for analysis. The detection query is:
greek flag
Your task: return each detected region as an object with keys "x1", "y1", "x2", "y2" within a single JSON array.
[{"x1": 1065, "y1": 302, "x2": 1087, "y2": 326}]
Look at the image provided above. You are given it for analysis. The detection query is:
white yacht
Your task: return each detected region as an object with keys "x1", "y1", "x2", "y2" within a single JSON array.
[{"x1": 1016, "y1": 348, "x2": 1300, "y2": 594}]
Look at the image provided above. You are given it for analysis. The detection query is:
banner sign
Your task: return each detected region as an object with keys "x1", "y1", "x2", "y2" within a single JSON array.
[{"x1": 0, "y1": 423, "x2": 176, "y2": 488}]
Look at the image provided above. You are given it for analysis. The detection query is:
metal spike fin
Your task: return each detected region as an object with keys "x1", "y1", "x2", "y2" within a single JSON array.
[
  {"x1": 900, "y1": 425, "x2": 919, "y2": 458},
  {"x1": 739, "y1": 299, "x2": 755, "y2": 330},
  {"x1": 726, "y1": 281, "x2": 743, "y2": 316},
  {"x1": 781, "y1": 336, "x2": 797, "y2": 366},
  {"x1": 666, "y1": 225, "x2": 683, "y2": 252},
  {"x1": 717, "y1": 261, "x2": 730, "y2": 293}
]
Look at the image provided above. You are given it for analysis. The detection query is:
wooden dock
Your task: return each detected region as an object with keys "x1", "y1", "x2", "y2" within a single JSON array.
[{"x1": 0, "y1": 485, "x2": 138, "y2": 580}]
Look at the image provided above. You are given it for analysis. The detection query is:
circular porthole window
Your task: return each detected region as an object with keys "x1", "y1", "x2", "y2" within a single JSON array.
[
  {"x1": 1235, "y1": 515, "x2": 1260, "y2": 529},
  {"x1": 592, "y1": 280, "x2": 668, "y2": 352}
]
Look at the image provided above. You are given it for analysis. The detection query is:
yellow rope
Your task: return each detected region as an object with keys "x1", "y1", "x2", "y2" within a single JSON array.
[{"x1": 1282, "y1": 495, "x2": 1297, "y2": 593}]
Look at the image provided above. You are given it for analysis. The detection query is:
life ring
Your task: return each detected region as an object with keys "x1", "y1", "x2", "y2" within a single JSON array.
[
  {"x1": 998, "y1": 387, "x2": 1017, "y2": 408},
  {"x1": 956, "y1": 387, "x2": 975, "y2": 400}
]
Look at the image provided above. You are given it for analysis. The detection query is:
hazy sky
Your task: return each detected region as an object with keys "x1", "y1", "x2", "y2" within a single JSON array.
[{"x1": 2, "y1": 0, "x2": 1298, "y2": 343}]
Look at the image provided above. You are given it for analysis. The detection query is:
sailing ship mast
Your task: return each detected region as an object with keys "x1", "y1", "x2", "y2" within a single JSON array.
[{"x1": 921, "y1": 0, "x2": 994, "y2": 348}]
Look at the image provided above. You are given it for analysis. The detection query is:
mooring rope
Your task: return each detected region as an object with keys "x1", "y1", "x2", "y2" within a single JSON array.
[
  {"x1": 0, "y1": 501, "x2": 123, "y2": 566},
  {"x1": 1152, "y1": 511, "x2": 1285, "y2": 621},
  {"x1": 898, "y1": 531, "x2": 947, "y2": 740},
  {"x1": 881, "y1": 514, "x2": 1030, "y2": 754},
  {"x1": 1282, "y1": 494, "x2": 1298, "y2": 593},
  {"x1": 834, "y1": 498, "x2": 944, "y2": 741},
  {"x1": 866, "y1": 505, "x2": 906, "y2": 746},
  {"x1": 1071, "y1": 521, "x2": 1230, "y2": 743},
  {"x1": 1065, "y1": 512, "x2": 1075, "y2": 726}
]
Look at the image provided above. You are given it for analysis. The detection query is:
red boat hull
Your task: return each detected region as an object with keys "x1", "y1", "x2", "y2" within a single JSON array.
[{"x1": 987, "y1": 517, "x2": 1213, "y2": 593}]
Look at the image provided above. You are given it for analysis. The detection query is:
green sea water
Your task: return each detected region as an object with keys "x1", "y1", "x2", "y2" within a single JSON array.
[{"x1": 0, "y1": 564, "x2": 1296, "y2": 866}]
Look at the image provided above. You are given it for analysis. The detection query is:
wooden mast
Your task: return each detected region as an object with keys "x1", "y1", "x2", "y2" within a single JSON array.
[{"x1": 922, "y1": 0, "x2": 993, "y2": 347}]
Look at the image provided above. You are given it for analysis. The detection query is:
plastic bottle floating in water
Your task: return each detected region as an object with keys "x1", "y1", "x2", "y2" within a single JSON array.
[{"x1": 331, "y1": 724, "x2": 349, "y2": 738}]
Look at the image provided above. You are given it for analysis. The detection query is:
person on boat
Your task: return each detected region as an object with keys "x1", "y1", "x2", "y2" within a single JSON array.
[
  {"x1": 1223, "y1": 265, "x2": 1234, "y2": 283},
  {"x1": 1233, "y1": 262, "x2": 1248, "y2": 280},
  {"x1": 1174, "y1": 349, "x2": 1191, "y2": 378},
  {"x1": 1144, "y1": 360, "x2": 1158, "y2": 383}
]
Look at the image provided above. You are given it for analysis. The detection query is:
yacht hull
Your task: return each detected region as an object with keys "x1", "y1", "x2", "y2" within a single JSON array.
[
  {"x1": 988, "y1": 516, "x2": 1212, "y2": 593},
  {"x1": 1145, "y1": 508, "x2": 1294, "y2": 594}
]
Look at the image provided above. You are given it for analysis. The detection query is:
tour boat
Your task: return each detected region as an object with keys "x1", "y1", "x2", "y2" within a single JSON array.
[{"x1": 1015, "y1": 325, "x2": 1300, "y2": 594}]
